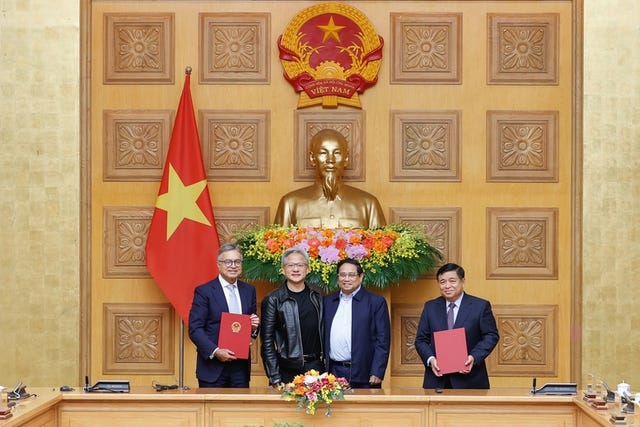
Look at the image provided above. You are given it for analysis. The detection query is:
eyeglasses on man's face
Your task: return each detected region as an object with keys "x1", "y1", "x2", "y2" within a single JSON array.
[
  {"x1": 338, "y1": 272, "x2": 359, "y2": 279},
  {"x1": 284, "y1": 262, "x2": 308, "y2": 269},
  {"x1": 219, "y1": 259, "x2": 242, "y2": 267}
]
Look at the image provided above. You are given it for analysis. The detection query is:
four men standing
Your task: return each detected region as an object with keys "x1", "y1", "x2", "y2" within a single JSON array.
[{"x1": 189, "y1": 254, "x2": 498, "y2": 389}]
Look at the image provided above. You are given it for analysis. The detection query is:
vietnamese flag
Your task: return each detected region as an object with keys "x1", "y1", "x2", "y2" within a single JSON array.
[{"x1": 146, "y1": 69, "x2": 220, "y2": 324}]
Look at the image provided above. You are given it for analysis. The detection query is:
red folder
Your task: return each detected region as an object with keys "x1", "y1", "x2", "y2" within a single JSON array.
[
  {"x1": 219, "y1": 312, "x2": 251, "y2": 359},
  {"x1": 434, "y1": 327, "x2": 468, "y2": 375}
]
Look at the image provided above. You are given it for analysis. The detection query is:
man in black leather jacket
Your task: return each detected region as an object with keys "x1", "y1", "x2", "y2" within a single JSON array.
[{"x1": 260, "y1": 247, "x2": 324, "y2": 386}]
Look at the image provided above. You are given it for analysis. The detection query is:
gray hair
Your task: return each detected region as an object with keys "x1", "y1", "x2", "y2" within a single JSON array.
[
  {"x1": 217, "y1": 243, "x2": 243, "y2": 261},
  {"x1": 281, "y1": 247, "x2": 309, "y2": 267}
]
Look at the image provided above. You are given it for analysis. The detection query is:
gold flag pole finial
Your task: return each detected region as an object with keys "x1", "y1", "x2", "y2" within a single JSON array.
[{"x1": 185, "y1": 66, "x2": 192, "y2": 75}]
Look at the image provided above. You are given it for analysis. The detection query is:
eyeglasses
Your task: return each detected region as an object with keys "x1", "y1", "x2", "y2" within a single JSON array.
[
  {"x1": 219, "y1": 259, "x2": 242, "y2": 267},
  {"x1": 338, "y1": 272, "x2": 360, "y2": 279},
  {"x1": 284, "y1": 263, "x2": 308, "y2": 269}
]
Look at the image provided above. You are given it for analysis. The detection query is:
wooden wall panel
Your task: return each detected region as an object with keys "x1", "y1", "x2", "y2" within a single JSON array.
[{"x1": 86, "y1": 1, "x2": 578, "y2": 389}]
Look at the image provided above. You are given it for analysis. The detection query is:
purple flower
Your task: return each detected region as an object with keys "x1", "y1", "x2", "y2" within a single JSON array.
[
  {"x1": 319, "y1": 246, "x2": 341, "y2": 263},
  {"x1": 292, "y1": 239, "x2": 309, "y2": 252},
  {"x1": 345, "y1": 245, "x2": 368, "y2": 259}
]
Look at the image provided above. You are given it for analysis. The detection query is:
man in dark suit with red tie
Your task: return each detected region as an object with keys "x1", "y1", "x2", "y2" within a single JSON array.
[
  {"x1": 414, "y1": 263, "x2": 499, "y2": 389},
  {"x1": 188, "y1": 243, "x2": 260, "y2": 388},
  {"x1": 324, "y1": 258, "x2": 390, "y2": 388}
]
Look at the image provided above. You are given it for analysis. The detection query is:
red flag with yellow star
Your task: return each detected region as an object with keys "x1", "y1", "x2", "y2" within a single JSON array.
[{"x1": 146, "y1": 70, "x2": 219, "y2": 324}]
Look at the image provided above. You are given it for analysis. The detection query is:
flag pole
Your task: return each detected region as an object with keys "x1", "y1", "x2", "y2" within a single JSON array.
[
  {"x1": 179, "y1": 65, "x2": 190, "y2": 391},
  {"x1": 180, "y1": 320, "x2": 185, "y2": 389}
]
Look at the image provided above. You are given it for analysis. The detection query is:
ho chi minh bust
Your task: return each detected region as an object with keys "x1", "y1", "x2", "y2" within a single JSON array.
[{"x1": 274, "y1": 129, "x2": 386, "y2": 229}]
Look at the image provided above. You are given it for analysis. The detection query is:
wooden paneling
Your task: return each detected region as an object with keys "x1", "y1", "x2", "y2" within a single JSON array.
[
  {"x1": 60, "y1": 402, "x2": 203, "y2": 427},
  {"x1": 85, "y1": 1, "x2": 579, "y2": 389}
]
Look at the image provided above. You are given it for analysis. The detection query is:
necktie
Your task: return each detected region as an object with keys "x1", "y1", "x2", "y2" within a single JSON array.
[
  {"x1": 447, "y1": 302, "x2": 456, "y2": 329},
  {"x1": 226, "y1": 285, "x2": 240, "y2": 314}
]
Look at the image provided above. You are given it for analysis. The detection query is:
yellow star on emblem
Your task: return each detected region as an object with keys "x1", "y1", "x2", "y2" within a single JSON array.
[
  {"x1": 155, "y1": 164, "x2": 211, "y2": 240},
  {"x1": 318, "y1": 16, "x2": 345, "y2": 43}
]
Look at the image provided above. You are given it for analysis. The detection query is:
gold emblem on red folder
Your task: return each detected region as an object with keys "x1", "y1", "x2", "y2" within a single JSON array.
[
  {"x1": 231, "y1": 321, "x2": 242, "y2": 333},
  {"x1": 278, "y1": 2, "x2": 383, "y2": 109}
]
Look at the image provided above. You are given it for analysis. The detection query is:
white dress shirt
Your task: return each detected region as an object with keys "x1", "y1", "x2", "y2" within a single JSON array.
[{"x1": 329, "y1": 286, "x2": 362, "y2": 362}]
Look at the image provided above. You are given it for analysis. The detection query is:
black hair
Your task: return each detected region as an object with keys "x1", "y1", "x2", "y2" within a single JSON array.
[
  {"x1": 435, "y1": 262, "x2": 465, "y2": 280},
  {"x1": 336, "y1": 258, "x2": 364, "y2": 275}
]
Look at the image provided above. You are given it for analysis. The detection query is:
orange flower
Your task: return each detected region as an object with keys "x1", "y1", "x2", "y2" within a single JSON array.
[
  {"x1": 266, "y1": 239, "x2": 279, "y2": 253},
  {"x1": 348, "y1": 234, "x2": 362, "y2": 245},
  {"x1": 373, "y1": 239, "x2": 389, "y2": 253},
  {"x1": 308, "y1": 246, "x2": 320, "y2": 258},
  {"x1": 321, "y1": 228, "x2": 335, "y2": 239},
  {"x1": 381, "y1": 235, "x2": 395, "y2": 248}
]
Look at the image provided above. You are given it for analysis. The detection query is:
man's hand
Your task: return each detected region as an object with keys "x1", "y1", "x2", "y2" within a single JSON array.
[
  {"x1": 460, "y1": 355, "x2": 474, "y2": 374},
  {"x1": 430, "y1": 358, "x2": 443, "y2": 377},
  {"x1": 250, "y1": 313, "x2": 260, "y2": 331},
  {"x1": 369, "y1": 375, "x2": 382, "y2": 385},
  {"x1": 214, "y1": 348, "x2": 237, "y2": 362}
]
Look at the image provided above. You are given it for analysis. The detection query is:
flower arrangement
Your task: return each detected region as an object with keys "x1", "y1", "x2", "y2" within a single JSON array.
[
  {"x1": 235, "y1": 224, "x2": 442, "y2": 291},
  {"x1": 280, "y1": 370, "x2": 350, "y2": 416}
]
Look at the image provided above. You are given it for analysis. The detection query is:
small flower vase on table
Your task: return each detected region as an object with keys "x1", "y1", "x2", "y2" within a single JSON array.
[{"x1": 280, "y1": 370, "x2": 350, "y2": 416}]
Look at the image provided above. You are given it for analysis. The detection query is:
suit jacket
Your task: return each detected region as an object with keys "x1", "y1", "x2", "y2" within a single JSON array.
[
  {"x1": 323, "y1": 287, "x2": 391, "y2": 384},
  {"x1": 414, "y1": 293, "x2": 499, "y2": 389},
  {"x1": 188, "y1": 277, "x2": 257, "y2": 383}
]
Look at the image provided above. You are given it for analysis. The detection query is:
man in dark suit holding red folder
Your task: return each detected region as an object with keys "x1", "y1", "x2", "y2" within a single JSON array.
[
  {"x1": 415, "y1": 263, "x2": 499, "y2": 389},
  {"x1": 188, "y1": 243, "x2": 260, "y2": 388}
]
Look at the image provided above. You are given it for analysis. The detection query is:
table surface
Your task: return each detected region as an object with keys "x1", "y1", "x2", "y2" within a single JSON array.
[{"x1": 1, "y1": 386, "x2": 622, "y2": 427}]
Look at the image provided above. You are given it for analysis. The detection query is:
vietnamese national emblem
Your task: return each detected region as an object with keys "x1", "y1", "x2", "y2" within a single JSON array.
[
  {"x1": 231, "y1": 321, "x2": 242, "y2": 333},
  {"x1": 278, "y1": 2, "x2": 383, "y2": 109}
]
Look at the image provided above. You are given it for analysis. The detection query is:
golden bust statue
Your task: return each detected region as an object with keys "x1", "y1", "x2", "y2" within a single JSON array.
[{"x1": 274, "y1": 129, "x2": 386, "y2": 228}]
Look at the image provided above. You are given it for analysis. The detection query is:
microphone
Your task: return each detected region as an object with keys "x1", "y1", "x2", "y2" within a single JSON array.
[
  {"x1": 83, "y1": 375, "x2": 91, "y2": 392},
  {"x1": 531, "y1": 377, "x2": 537, "y2": 394}
]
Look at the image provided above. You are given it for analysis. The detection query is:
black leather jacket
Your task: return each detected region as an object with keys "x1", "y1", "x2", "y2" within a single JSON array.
[{"x1": 260, "y1": 282, "x2": 324, "y2": 385}]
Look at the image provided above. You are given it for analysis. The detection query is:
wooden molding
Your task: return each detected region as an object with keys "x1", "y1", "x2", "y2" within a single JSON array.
[
  {"x1": 104, "y1": 13, "x2": 175, "y2": 84},
  {"x1": 103, "y1": 207, "x2": 153, "y2": 278},
  {"x1": 487, "y1": 13, "x2": 558, "y2": 85},
  {"x1": 103, "y1": 110, "x2": 173, "y2": 181},
  {"x1": 486, "y1": 207, "x2": 558, "y2": 279},
  {"x1": 199, "y1": 13, "x2": 270, "y2": 84},
  {"x1": 390, "y1": 13, "x2": 462, "y2": 84},
  {"x1": 390, "y1": 110, "x2": 461, "y2": 181},
  {"x1": 487, "y1": 304, "x2": 558, "y2": 376},
  {"x1": 487, "y1": 110, "x2": 559, "y2": 182},
  {"x1": 103, "y1": 303, "x2": 175, "y2": 374},
  {"x1": 199, "y1": 110, "x2": 270, "y2": 181},
  {"x1": 390, "y1": 303, "x2": 424, "y2": 376}
]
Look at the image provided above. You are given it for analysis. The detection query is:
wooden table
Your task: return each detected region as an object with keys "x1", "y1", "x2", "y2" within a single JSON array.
[{"x1": 2, "y1": 387, "x2": 637, "y2": 427}]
